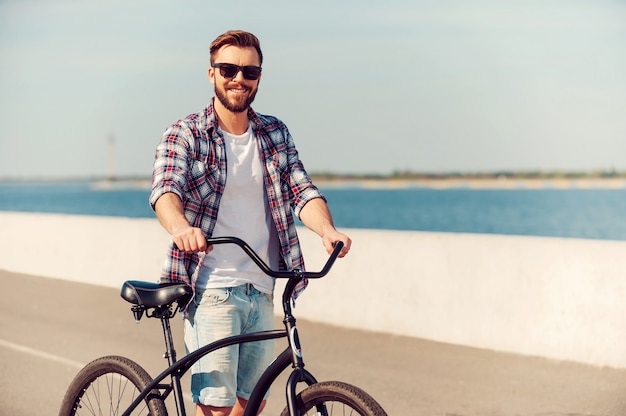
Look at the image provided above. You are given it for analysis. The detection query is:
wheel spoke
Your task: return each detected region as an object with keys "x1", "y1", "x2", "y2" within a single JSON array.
[
  {"x1": 282, "y1": 381, "x2": 387, "y2": 416},
  {"x1": 59, "y1": 356, "x2": 166, "y2": 416}
]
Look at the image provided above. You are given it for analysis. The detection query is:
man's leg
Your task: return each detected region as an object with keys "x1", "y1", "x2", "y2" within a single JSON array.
[
  {"x1": 185, "y1": 287, "x2": 243, "y2": 412},
  {"x1": 234, "y1": 290, "x2": 275, "y2": 415},
  {"x1": 189, "y1": 286, "x2": 273, "y2": 415}
]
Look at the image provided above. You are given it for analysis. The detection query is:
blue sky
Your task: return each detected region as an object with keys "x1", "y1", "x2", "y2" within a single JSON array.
[{"x1": 1, "y1": 0, "x2": 625, "y2": 178}]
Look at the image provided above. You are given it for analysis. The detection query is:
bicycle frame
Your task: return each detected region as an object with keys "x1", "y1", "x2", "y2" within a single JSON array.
[
  {"x1": 122, "y1": 309, "x2": 319, "y2": 416},
  {"x1": 121, "y1": 327, "x2": 286, "y2": 416},
  {"x1": 120, "y1": 237, "x2": 344, "y2": 416}
]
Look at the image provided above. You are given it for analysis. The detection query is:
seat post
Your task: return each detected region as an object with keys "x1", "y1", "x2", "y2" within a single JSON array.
[
  {"x1": 159, "y1": 308, "x2": 187, "y2": 416},
  {"x1": 160, "y1": 312, "x2": 177, "y2": 365}
]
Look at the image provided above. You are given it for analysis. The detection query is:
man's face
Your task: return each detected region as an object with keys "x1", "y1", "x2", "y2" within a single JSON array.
[{"x1": 209, "y1": 45, "x2": 261, "y2": 113}]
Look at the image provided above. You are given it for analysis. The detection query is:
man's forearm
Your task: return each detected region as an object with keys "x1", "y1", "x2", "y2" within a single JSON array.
[
  {"x1": 298, "y1": 198, "x2": 336, "y2": 237},
  {"x1": 299, "y1": 197, "x2": 352, "y2": 257},
  {"x1": 154, "y1": 192, "x2": 209, "y2": 253},
  {"x1": 154, "y1": 192, "x2": 190, "y2": 235}
]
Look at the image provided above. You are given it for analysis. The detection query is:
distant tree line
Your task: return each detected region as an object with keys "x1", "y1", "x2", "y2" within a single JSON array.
[
  {"x1": 310, "y1": 169, "x2": 626, "y2": 181},
  {"x1": 2, "y1": 169, "x2": 625, "y2": 183}
]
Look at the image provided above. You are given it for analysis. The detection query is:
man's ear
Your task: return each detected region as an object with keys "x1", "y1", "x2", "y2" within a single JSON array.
[{"x1": 208, "y1": 67, "x2": 216, "y2": 85}]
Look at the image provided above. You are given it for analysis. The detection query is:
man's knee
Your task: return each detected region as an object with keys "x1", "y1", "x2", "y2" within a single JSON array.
[
  {"x1": 195, "y1": 397, "x2": 266, "y2": 415},
  {"x1": 196, "y1": 403, "x2": 232, "y2": 416},
  {"x1": 234, "y1": 397, "x2": 266, "y2": 416}
]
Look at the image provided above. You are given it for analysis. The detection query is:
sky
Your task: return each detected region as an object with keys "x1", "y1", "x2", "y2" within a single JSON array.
[{"x1": 1, "y1": 0, "x2": 625, "y2": 179}]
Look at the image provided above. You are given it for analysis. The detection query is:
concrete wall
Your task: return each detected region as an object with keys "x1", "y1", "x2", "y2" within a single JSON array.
[{"x1": 2, "y1": 211, "x2": 626, "y2": 369}]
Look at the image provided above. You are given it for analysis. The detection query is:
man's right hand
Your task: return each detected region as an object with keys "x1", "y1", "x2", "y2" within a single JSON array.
[
  {"x1": 171, "y1": 225, "x2": 213, "y2": 253},
  {"x1": 154, "y1": 192, "x2": 212, "y2": 254}
]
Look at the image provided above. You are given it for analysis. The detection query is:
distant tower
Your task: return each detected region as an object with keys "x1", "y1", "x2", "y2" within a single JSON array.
[{"x1": 107, "y1": 134, "x2": 116, "y2": 181}]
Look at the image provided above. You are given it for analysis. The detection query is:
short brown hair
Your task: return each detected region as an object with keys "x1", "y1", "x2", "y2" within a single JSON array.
[{"x1": 209, "y1": 30, "x2": 263, "y2": 65}]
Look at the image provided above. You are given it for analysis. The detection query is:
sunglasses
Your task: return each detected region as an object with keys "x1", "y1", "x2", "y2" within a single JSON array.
[{"x1": 212, "y1": 63, "x2": 262, "y2": 81}]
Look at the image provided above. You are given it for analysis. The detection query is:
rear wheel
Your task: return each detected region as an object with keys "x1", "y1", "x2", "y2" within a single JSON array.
[
  {"x1": 58, "y1": 355, "x2": 167, "y2": 416},
  {"x1": 280, "y1": 381, "x2": 387, "y2": 416}
]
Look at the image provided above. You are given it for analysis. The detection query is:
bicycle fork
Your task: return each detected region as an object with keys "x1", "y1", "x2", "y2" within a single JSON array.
[
  {"x1": 284, "y1": 313, "x2": 321, "y2": 415},
  {"x1": 281, "y1": 279, "x2": 329, "y2": 416}
]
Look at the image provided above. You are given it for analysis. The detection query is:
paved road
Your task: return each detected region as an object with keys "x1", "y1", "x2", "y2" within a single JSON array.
[{"x1": 2, "y1": 269, "x2": 626, "y2": 415}]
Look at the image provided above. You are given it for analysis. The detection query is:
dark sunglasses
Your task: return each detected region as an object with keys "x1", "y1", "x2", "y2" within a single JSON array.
[{"x1": 212, "y1": 63, "x2": 262, "y2": 80}]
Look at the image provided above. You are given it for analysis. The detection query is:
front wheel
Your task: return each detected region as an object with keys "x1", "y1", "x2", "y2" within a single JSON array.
[
  {"x1": 58, "y1": 355, "x2": 167, "y2": 416},
  {"x1": 281, "y1": 381, "x2": 387, "y2": 416}
]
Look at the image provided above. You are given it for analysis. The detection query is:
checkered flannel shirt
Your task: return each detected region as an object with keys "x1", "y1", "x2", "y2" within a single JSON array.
[{"x1": 149, "y1": 99, "x2": 324, "y2": 300}]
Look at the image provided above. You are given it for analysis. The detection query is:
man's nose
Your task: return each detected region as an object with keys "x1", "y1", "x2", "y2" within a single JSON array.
[{"x1": 232, "y1": 68, "x2": 245, "y2": 82}]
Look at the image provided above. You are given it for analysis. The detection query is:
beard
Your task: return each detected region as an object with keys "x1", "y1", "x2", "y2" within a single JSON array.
[{"x1": 214, "y1": 83, "x2": 258, "y2": 113}]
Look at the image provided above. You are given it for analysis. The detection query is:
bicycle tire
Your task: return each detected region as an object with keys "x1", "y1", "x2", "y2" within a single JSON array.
[
  {"x1": 280, "y1": 381, "x2": 387, "y2": 416},
  {"x1": 58, "y1": 355, "x2": 167, "y2": 416}
]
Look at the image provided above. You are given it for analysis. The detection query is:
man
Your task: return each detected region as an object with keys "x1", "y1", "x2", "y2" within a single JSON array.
[{"x1": 149, "y1": 30, "x2": 351, "y2": 416}]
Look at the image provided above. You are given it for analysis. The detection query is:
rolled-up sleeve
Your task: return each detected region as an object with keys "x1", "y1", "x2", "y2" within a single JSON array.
[
  {"x1": 282, "y1": 131, "x2": 325, "y2": 218},
  {"x1": 292, "y1": 177, "x2": 325, "y2": 219},
  {"x1": 149, "y1": 124, "x2": 191, "y2": 210}
]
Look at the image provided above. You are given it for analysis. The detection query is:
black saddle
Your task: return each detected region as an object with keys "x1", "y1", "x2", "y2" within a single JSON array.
[{"x1": 121, "y1": 281, "x2": 192, "y2": 308}]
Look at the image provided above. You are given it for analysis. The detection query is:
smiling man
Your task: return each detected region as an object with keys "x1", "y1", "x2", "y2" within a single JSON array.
[{"x1": 149, "y1": 30, "x2": 351, "y2": 416}]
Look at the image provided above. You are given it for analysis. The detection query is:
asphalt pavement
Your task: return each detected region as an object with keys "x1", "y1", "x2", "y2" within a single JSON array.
[{"x1": 2, "y1": 269, "x2": 626, "y2": 415}]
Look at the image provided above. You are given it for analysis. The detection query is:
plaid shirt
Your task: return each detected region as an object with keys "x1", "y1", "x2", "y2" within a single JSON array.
[{"x1": 149, "y1": 99, "x2": 324, "y2": 296}]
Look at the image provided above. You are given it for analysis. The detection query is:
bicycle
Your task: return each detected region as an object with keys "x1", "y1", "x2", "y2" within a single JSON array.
[{"x1": 59, "y1": 236, "x2": 387, "y2": 416}]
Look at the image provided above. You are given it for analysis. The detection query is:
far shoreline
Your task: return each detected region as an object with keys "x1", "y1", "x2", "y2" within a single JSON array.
[
  {"x1": 2, "y1": 175, "x2": 626, "y2": 190},
  {"x1": 311, "y1": 177, "x2": 626, "y2": 190}
]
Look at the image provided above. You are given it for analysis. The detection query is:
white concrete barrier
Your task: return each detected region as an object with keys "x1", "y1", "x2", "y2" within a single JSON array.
[{"x1": 2, "y1": 211, "x2": 626, "y2": 369}]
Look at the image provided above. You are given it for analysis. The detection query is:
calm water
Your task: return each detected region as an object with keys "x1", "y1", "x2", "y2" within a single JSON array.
[{"x1": 1, "y1": 182, "x2": 626, "y2": 241}]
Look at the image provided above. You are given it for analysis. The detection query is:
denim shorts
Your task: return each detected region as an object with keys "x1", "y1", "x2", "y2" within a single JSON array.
[{"x1": 184, "y1": 284, "x2": 275, "y2": 407}]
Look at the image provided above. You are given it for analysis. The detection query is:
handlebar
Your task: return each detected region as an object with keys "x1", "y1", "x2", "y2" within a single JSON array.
[
  {"x1": 205, "y1": 236, "x2": 344, "y2": 279},
  {"x1": 206, "y1": 236, "x2": 344, "y2": 310}
]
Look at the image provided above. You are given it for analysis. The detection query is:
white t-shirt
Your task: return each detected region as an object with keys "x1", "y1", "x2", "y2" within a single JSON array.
[{"x1": 196, "y1": 125, "x2": 279, "y2": 294}]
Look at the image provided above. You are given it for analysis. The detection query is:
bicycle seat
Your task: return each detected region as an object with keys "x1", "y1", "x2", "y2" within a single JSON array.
[{"x1": 121, "y1": 281, "x2": 192, "y2": 308}]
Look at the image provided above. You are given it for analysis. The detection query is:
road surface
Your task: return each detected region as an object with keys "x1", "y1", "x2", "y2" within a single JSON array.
[{"x1": 1, "y1": 270, "x2": 626, "y2": 415}]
